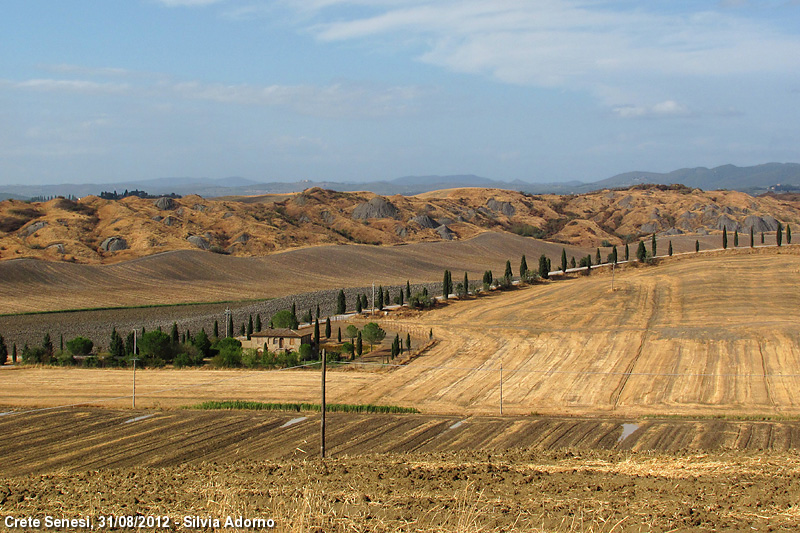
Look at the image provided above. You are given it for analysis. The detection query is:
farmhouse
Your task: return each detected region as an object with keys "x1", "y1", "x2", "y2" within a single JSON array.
[{"x1": 238, "y1": 328, "x2": 312, "y2": 353}]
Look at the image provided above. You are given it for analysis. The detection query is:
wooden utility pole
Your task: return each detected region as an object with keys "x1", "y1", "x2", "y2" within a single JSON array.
[
  {"x1": 321, "y1": 349, "x2": 327, "y2": 458},
  {"x1": 611, "y1": 262, "x2": 615, "y2": 292},
  {"x1": 132, "y1": 358, "x2": 140, "y2": 408}
]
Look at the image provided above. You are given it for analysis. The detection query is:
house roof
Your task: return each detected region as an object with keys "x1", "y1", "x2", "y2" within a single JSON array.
[{"x1": 250, "y1": 328, "x2": 308, "y2": 339}]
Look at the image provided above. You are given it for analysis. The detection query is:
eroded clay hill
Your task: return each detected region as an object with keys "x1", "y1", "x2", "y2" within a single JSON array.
[{"x1": 1, "y1": 185, "x2": 798, "y2": 264}]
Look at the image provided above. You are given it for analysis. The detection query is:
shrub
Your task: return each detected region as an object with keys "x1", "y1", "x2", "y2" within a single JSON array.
[
  {"x1": 241, "y1": 348, "x2": 261, "y2": 368},
  {"x1": 66, "y1": 336, "x2": 93, "y2": 355},
  {"x1": 138, "y1": 330, "x2": 173, "y2": 362},
  {"x1": 298, "y1": 343, "x2": 313, "y2": 361}
]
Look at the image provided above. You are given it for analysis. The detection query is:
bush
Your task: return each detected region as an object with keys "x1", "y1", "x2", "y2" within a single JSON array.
[
  {"x1": 242, "y1": 348, "x2": 261, "y2": 368},
  {"x1": 22, "y1": 345, "x2": 48, "y2": 364},
  {"x1": 139, "y1": 330, "x2": 173, "y2": 362},
  {"x1": 56, "y1": 351, "x2": 75, "y2": 366},
  {"x1": 66, "y1": 336, "x2": 94, "y2": 355},
  {"x1": 298, "y1": 343, "x2": 313, "y2": 361}
]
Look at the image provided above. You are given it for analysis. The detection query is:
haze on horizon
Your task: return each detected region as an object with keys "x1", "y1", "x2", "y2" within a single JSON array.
[{"x1": 2, "y1": 1, "x2": 799, "y2": 186}]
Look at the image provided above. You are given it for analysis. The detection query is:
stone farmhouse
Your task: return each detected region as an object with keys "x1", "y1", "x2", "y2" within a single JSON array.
[{"x1": 238, "y1": 328, "x2": 312, "y2": 353}]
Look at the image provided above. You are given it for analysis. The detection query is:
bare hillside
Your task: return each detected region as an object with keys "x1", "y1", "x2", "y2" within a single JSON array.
[{"x1": 1, "y1": 185, "x2": 798, "y2": 264}]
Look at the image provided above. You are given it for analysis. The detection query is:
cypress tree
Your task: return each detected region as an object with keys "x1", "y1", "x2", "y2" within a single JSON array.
[
  {"x1": 314, "y1": 318, "x2": 320, "y2": 348},
  {"x1": 651, "y1": 234, "x2": 657, "y2": 257},
  {"x1": 291, "y1": 302, "x2": 297, "y2": 323},
  {"x1": 337, "y1": 289, "x2": 346, "y2": 315},
  {"x1": 696, "y1": 240, "x2": 700, "y2": 253},
  {"x1": 777, "y1": 222, "x2": 783, "y2": 247},
  {"x1": 181, "y1": 332, "x2": 186, "y2": 344},
  {"x1": 43, "y1": 333, "x2": 53, "y2": 357},
  {"x1": 595, "y1": 248, "x2": 601, "y2": 265},
  {"x1": 255, "y1": 314, "x2": 262, "y2": 332},
  {"x1": 761, "y1": 231, "x2": 765, "y2": 244},
  {"x1": 668, "y1": 241, "x2": 673, "y2": 256},
  {"x1": 624, "y1": 243, "x2": 629, "y2": 262},
  {"x1": 356, "y1": 295, "x2": 363, "y2": 313},
  {"x1": 385, "y1": 288, "x2": 389, "y2": 306},
  {"x1": 561, "y1": 248, "x2": 568, "y2": 273},
  {"x1": 399, "y1": 289, "x2": 404, "y2": 306},
  {"x1": 378, "y1": 285, "x2": 385, "y2": 309},
  {"x1": 612, "y1": 245, "x2": 618, "y2": 264},
  {"x1": 12, "y1": 343, "x2": 17, "y2": 364},
  {"x1": 722, "y1": 226, "x2": 728, "y2": 249},
  {"x1": 226, "y1": 314, "x2": 233, "y2": 338},
  {"x1": 315, "y1": 303, "x2": 320, "y2": 319},
  {"x1": 108, "y1": 329, "x2": 122, "y2": 357},
  {"x1": 464, "y1": 271, "x2": 469, "y2": 295},
  {"x1": 734, "y1": 230, "x2": 739, "y2": 247},
  {"x1": 214, "y1": 320, "x2": 219, "y2": 338},
  {"x1": 520, "y1": 255, "x2": 528, "y2": 280},
  {"x1": 406, "y1": 280, "x2": 411, "y2": 299},
  {"x1": 0, "y1": 335, "x2": 7, "y2": 365},
  {"x1": 442, "y1": 271, "x2": 450, "y2": 299},
  {"x1": 406, "y1": 332, "x2": 411, "y2": 351},
  {"x1": 239, "y1": 323, "x2": 246, "y2": 336},
  {"x1": 585, "y1": 254, "x2": 592, "y2": 274},
  {"x1": 504, "y1": 260, "x2": 513, "y2": 280},
  {"x1": 750, "y1": 226, "x2": 754, "y2": 248},
  {"x1": 570, "y1": 257, "x2": 576, "y2": 269},
  {"x1": 788, "y1": 224, "x2": 792, "y2": 244},
  {"x1": 247, "y1": 315, "x2": 254, "y2": 336},
  {"x1": 637, "y1": 241, "x2": 647, "y2": 262},
  {"x1": 325, "y1": 317, "x2": 331, "y2": 339},
  {"x1": 337, "y1": 327, "x2": 342, "y2": 343},
  {"x1": 356, "y1": 331, "x2": 363, "y2": 356},
  {"x1": 538, "y1": 254, "x2": 550, "y2": 279},
  {"x1": 429, "y1": 328, "x2": 433, "y2": 340},
  {"x1": 60, "y1": 333, "x2": 64, "y2": 352},
  {"x1": 361, "y1": 294, "x2": 368, "y2": 310}
]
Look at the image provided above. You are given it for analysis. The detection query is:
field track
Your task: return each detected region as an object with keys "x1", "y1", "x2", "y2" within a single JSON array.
[{"x1": 2, "y1": 407, "x2": 800, "y2": 477}]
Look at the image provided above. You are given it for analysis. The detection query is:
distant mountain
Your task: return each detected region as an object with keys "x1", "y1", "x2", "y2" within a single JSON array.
[
  {"x1": 2, "y1": 163, "x2": 800, "y2": 200},
  {"x1": 590, "y1": 163, "x2": 800, "y2": 193}
]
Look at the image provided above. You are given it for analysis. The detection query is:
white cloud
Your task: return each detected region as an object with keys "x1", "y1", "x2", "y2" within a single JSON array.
[
  {"x1": 1, "y1": 78, "x2": 130, "y2": 95},
  {"x1": 287, "y1": 0, "x2": 800, "y2": 109},
  {"x1": 613, "y1": 100, "x2": 692, "y2": 119}
]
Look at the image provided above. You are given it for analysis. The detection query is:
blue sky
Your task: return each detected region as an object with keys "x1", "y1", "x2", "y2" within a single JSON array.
[{"x1": 2, "y1": 0, "x2": 799, "y2": 185}]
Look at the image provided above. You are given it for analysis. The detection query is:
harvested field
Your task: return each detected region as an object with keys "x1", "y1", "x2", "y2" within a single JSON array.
[
  {"x1": 0, "y1": 232, "x2": 589, "y2": 314},
  {"x1": 2, "y1": 409, "x2": 800, "y2": 531}
]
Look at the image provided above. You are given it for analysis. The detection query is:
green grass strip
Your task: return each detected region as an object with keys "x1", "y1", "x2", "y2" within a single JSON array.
[{"x1": 185, "y1": 400, "x2": 419, "y2": 414}]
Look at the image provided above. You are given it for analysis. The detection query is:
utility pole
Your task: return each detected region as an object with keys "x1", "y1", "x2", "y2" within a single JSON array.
[
  {"x1": 132, "y1": 358, "x2": 140, "y2": 408},
  {"x1": 224, "y1": 308, "x2": 232, "y2": 337},
  {"x1": 611, "y1": 262, "x2": 615, "y2": 292},
  {"x1": 499, "y1": 361, "x2": 504, "y2": 415},
  {"x1": 321, "y1": 349, "x2": 327, "y2": 459},
  {"x1": 132, "y1": 329, "x2": 137, "y2": 356},
  {"x1": 372, "y1": 282, "x2": 375, "y2": 315}
]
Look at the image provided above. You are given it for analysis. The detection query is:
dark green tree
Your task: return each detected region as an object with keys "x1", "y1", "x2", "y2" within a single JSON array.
[
  {"x1": 291, "y1": 302, "x2": 297, "y2": 323},
  {"x1": 337, "y1": 289, "x2": 347, "y2": 315},
  {"x1": 668, "y1": 241, "x2": 673, "y2": 256},
  {"x1": 734, "y1": 230, "x2": 739, "y2": 247},
  {"x1": 226, "y1": 313, "x2": 234, "y2": 338},
  {"x1": 213, "y1": 320, "x2": 219, "y2": 338},
  {"x1": 247, "y1": 315, "x2": 254, "y2": 337},
  {"x1": 406, "y1": 332, "x2": 411, "y2": 351},
  {"x1": 110, "y1": 329, "x2": 125, "y2": 359},
  {"x1": 722, "y1": 226, "x2": 728, "y2": 249},
  {"x1": 346, "y1": 325, "x2": 358, "y2": 342},
  {"x1": 239, "y1": 323, "x2": 246, "y2": 336},
  {"x1": 788, "y1": 224, "x2": 792, "y2": 244},
  {"x1": 406, "y1": 280, "x2": 411, "y2": 299},
  {"x1": 356, "y1": 296, "x2": 363, "y2": 313},
  {"x1": 362, "y1": 322, "x2": 386, "y2": 350},
  {"x1": 315, "y1": 303, "x2": 320, "y2": 319},
  {"x1": 193, "y1": 328, "x2": 211, "y2": 358},
  {"x1": 0, "y1": 335, "x2": 7, "y2": 365},
  {"x1": 750, "y1": 226, "x2": 754, "y2": 248},
  {"x1": 504, "y1": 260, "x2": 513, "y2": 281},
  {"x1": 538, "y1": 254, "x2": 550, "y2": 280},
  {"x1": 325, "y1": 317, "x2": 331, "y2": 339},
  {"x1": 442, "y1": 271, "x2": 450, "y2": 299},
  {"x1": 520, "y1": 255, "x2": 528, "y2": 280},
  {"x1": 59, "y1": 333, "x2": 64, "y2": 352},
  {"x1": 378, "y1": 285, "x2": 385, "y2": 309},
  {"x1": 314, "y1": 318, "x2": 320, "y2": 348},
  {"x1": 356, "y1": 331, "x2": 363, "y2": 356},
  {"x1": 11, "y1": 343, "x2": 16, "y2": 364},
  {"x1": 696, "y1": 240, "x2": 700, "y2": 253},
  {"x1": 570, "y1": 257, "x2": 576, "y2": 269},
  {"x1": 66, "y1": 336, "x2": 93, "y2": 356},
  {"x1": 463, "y1": 272, "x2": 469, "y2": 295},
  {"x1": 651, "y1": 234, "x2": 657, "y2": 257},
  {"x1": 778, "y1": 222, "x2": 783, "y2": 247},
  {"x1": 271, "y1": 309, "x2": 299, "y2": 330},
  {"x1": 171, "y1": 322, "x2": 180, "y2": 344},
  {"x1": 361, "y1": 294, "x2": 368, "y2": 310},
  {"x1": 637, "y1": 241, "x2": 647, "y2": 262},
  {"x1": 255, "y1": 314, "x2": 262, "y2": 332},
  {"x1": 399, "y1": 289, "x2": 404, "y2": 306},
  {"x1": 761, "y1": 231, "x2": 765, "y2": 244},
  {"x1": 585, "y1": 254, "x2": 592, "y2": 274},
  {"x1": 595, "y1": 248, "x2": 601, "y2": 265},
  {"x1": 302, "y1": 308, "x2": 313, "y2": 324},
  {"x1": 42, "y1": 333, "x2": 53, "y2": 357},
  {"x1": 561, "y1": 248, "x2": 567, "y2": 273},
  {"x1": 612, "y1": 245, "x2": 618, "y2": 264},
  {"x1": 624, "y1": 243, "x2": 629, "y2": 262},
  {"x1": 337, "y1": 327, "x2": 342, "y2": 343}
]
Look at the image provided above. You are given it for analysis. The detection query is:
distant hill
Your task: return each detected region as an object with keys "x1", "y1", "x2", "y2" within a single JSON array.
[
  {"x1": 590, "y1": 163, "x2": 800, "y2": 193},
  {"x1": 2, "y1": 163, "x2": 800, "y2": 200}
]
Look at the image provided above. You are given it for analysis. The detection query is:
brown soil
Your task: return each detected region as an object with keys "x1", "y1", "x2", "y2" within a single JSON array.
[{"x1": 2, "y1": 409, "x2": 800, "y2": 532}]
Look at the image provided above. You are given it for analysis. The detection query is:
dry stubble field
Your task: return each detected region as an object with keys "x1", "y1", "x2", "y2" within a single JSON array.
[{"x1": 4, "y1": 247, "x2": 800, "y2": 531}]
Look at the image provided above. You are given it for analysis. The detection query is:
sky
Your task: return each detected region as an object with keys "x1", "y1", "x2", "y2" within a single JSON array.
[{"x1": 2, "y1": 0, "x2": 800, "y2": 186}]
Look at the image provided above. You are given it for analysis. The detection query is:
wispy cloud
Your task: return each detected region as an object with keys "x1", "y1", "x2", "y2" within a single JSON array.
[
  {"x1": 613, "y1": 100, "x2": 692, "y2": 119},
  {"x1": 2, "y1": 71, "x2": 424, "y2": 119},
  {"x1": 283, "y1": 0, "x2": 800, "y2": 112}
]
